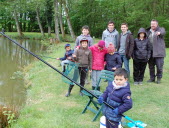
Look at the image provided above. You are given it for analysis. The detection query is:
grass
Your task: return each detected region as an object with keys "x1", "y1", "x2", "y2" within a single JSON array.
[{"x1": 11, "y1": 43, "x2": 169, "y2": 128}]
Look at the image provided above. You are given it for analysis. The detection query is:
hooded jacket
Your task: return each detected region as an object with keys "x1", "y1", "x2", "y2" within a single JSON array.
[
  {"x1": 73, "y1": 44, "x2": 92, "y2": 70},
  {"x1": 75, "y1": 34, "x2": 93, "y2": 49},
  {"x1": 102, "y1": 81, "x2": 132, "y2": 122},
  {"x1": 117, "y1": 31, "x2": 134, "y2": 59},
  {"x1": 105, "y1": 52, "x2": 122, "y2": 71},
  {"x1": 102, "y1": 29, "x2": 119, "y2": 48},
  {"x1": 89, "y1": 44, "x2": 107, "y2": 70},
  {"x1": 133, "y1": 28, "x2": 151, "y2": 60},
  {"x1": 146, "y1": 26, "x2": 166, "y2": 57}
]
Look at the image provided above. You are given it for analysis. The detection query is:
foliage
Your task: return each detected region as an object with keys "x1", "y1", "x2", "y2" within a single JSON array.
[
  {"x1": 0, "y1": 0, "x2": 169, "y2": 45},
  {"x1": 0, "y1": 105, "x2": 18, "y2": 128}
]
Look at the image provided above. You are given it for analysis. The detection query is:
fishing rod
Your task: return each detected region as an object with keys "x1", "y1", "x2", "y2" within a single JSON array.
[
  {"x1": 0, "y1": 32, "x2": 146, "y2": 128},
  {"x1": 36, "y1": 55, "x2": 56, "y2": 59}
]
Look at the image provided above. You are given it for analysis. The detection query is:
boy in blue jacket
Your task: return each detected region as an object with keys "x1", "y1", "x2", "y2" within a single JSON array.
[
  {"x1": 98, "y1": 68, "x2": 132, "y2": 128},
  {"x1": 105, "y1": 43, "x2": 122, "y2": 72},
  {"x1": 56, "y1": 44, "x2": 74, "y2": 72}
]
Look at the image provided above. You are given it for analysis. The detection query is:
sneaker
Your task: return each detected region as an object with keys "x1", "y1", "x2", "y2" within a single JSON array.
[
  {"x1": 147, "y1": 79, "x2": 155, "y2": 83},
  {"x1": 138, "y1": 82, "x2": 143, "y2": 85},
  {"x1": 134, "y1": 82, "x2": 139, "y2": 85}
]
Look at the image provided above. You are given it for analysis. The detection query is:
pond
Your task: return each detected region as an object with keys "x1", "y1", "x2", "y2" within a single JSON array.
[{"x1": 0, "y1": 37, "x2": 44, "y2": 108}]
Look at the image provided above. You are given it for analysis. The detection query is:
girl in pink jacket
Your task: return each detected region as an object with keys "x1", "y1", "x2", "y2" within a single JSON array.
[{"x1": 89, "y1": 40, "x2": 107, "y2": 91}]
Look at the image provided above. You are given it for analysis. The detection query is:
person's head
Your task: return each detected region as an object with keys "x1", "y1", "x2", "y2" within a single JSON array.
[
  {"x1": 80, "y1": 38, "x2": 88, "y2": 48},
  {"x1": 114, "y1": 68, "x2": 128, "y2": 86},
  {"x1": 107, "y1": 21, "x2": 115, "y2": 32},
  {"x1": 65, "y1": 44, "x2": 71, "y2": 51},
  {"x1": 138, "y1": 28, "x2": 147, "y2": 39},
  {"x1": 121, "y1": 23, "x2": 128, "y2": 33},
  {"x1": 151, "y1": 19, "x2": 158, "y2": 30},
  {"x1": 81, "y1": 25, "x2": 90, "y2": 36},
  {"x1": 98, "y1": 40, "x2": 105, "y2": 50},
  {"x1": 107, "y1": 43, "x2": 115, "y2": 54}
]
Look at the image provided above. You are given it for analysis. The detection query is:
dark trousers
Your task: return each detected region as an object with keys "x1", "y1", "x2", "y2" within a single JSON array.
[
  {"x1": 148, "y1": 57, "x2": 164, "y2": 79},
  {"x1": 106, "y1": 119, "x2": 119, "y2": 128},
  {"x1": 78, "y1": 67, "x2": 88, "y2": 92},
  {"x1": 133, "y1": 59, "x2": 147, "y2": 82}
]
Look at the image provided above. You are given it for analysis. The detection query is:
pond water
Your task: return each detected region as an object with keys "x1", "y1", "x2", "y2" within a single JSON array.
[{"x1": 0, "y1": 37, "x2": 44, "y2": 108}]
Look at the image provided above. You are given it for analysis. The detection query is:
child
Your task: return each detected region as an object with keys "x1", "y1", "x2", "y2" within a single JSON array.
[
  {"x1": 105, "y1": 43, "x2": 122, "y2": 72},
  {"x1": 89, "y1": 40, "x2": 107, "y2": 91},
  {"x1": 75, "y1": 25, "x2": 93, "y2": 48},
  {"x1": 56, "y1": 44, "x2": 74, "y2": 72},
  {"x1": 102, "y1": 21, "x2": 119, "y2": 48},
  {"x1": 133, "y1": 28, "x2": 151, "y2": 85},
  {"x1": 75, "y1": 25, "x2": 93, "y2": 84},
  {"x1": 65, "y1": 38, "x2": 92, "y2": 97},
  {"x1": 117, "y1": 23, "x2": 134, "y2": 76},
  {"x1": 98, "y1": 68, "x2": 132, "y2": 128}
]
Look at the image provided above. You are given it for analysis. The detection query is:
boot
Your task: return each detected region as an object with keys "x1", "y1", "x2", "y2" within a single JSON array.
[
  {"x1": 97, "y1": 87, "x2": 100, "y2": 91},
  {"x1": 92, "y1": 86, "x2": 95, "y2": 90},
  {"x1": 147, "y1": 79, "x2": 155, "y2": 83},
  {"x1": 65, "y1": 85, "x2": 74, "y2": 97},
  {"x1": 157, "y1": 78, "x2": 161, "y2": 84},
  {"x1": 79, "y1": 88, "x2": 83, "y2": 96}
]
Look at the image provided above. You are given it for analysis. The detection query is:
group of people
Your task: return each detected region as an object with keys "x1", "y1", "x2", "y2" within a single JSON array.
[{"x1": 57, "y1": 19, "x2": 166, "y2": 128}]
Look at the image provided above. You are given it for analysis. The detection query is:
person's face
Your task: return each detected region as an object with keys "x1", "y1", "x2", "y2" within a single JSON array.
[
  {"x1": 121, "y1": 25, "x2": 128, "y2": 33},
  {"x1": 114, "y1": 75, "x2": 128, "y2": 86},
  {"x1": 81, "y1": 41, "x2": 88, "y2": 48},
  {"x1": 65, "y1": 46, "x2": 71, "y2": 51},
  {"x1": 139, "y1": 33, "x2": 145, "y2": 39},
  {"x1": 82, "y1": 29, "x2": 89, "y2": 36},
  {"x1": 108, "y1": 23, "x2": 115, "y2": 31},
  {"x1": 151, "y1": 21, "x2": 158, "y2": 30}
]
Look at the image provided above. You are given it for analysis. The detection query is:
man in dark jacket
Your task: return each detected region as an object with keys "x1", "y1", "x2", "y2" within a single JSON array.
[
  {"x1": 146, "y1": 19, "x2": 166, "y2": 84},
  {"x1": 117, "y1": 23, "x2": 134, "y2": 77}
]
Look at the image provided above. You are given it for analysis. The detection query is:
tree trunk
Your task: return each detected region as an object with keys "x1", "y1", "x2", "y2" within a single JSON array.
[
  {"x1": 54, "y1": 0, "x2": 60, "y2": 42},
  {"x1": 13, "y1": 9, "x2": 23, "y2": 36},
  {"x1": 59, "y1": 0, "x2": 65, "y2": 39},
  {"x1": 36, "y1": 7, "x2": 45, "y2": 36},
  {"x1": 48, "y1": 26, "x2": 51, "y2": 36},
  {"x1": 62, "y1": 0, "x2": 75, "y2": 40}
]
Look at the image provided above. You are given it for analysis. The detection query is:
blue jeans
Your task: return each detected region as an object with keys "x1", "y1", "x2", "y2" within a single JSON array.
[
  {"x1": 92, "y1": 70, "x2": 101, "y2": 87},
  {"x1": 120, "y1": 55, "x2": 130, "y2": 76}
]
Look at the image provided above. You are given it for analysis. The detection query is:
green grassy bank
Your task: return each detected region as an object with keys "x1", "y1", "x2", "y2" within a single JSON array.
[{"x1": 12, "y1": 43, "x2": 169, "y2": 128}]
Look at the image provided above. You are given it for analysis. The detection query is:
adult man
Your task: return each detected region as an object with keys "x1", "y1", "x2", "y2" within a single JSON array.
[
  {"x1": 146, "y1": 19, "x2": 166, "y2": 84},
  {"x1": 102, "y1": 21, "x2": 119, "y2": 48}
]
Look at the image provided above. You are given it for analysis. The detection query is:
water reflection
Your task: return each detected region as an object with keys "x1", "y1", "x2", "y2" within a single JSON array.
[{"x1": 0, "y1": 37, "x2": 43, "y2": 107}]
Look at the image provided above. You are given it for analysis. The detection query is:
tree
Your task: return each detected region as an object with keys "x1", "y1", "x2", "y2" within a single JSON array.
[
  {"x1": 54, "y1": 0, "x2": 60, "y2": 41},
  {"x1": 62, "y1": 0, "x2": 75, "y2": 40}
]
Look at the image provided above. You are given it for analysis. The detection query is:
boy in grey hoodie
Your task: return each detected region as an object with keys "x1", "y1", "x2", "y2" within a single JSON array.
[
  {"x1": 102, "y1": 21, "x2": 119, "y2": 48},
  {"x1": 74, "y1": 25, "x2": 93, "y2": 49}
]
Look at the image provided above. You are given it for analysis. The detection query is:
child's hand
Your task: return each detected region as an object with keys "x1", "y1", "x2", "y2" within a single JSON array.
[
  {"x1": 56, "y1": 58, "x2": 60, "y2": 60},
  {"x1": 72, "y1": 54, "x2": 76, "y2": 57},
  {"x1": 112, "y1": 67, "x2": 116, "y2": 70},
  {"x1": 67, "y1": 57, "x2": 71, "y2": 60},
  {"x1": 89, "y1": 70, "x2": 92, "y2": 73},
  {"x1": 97, "y1": 96, "x2": 103, "y2": 104}
]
